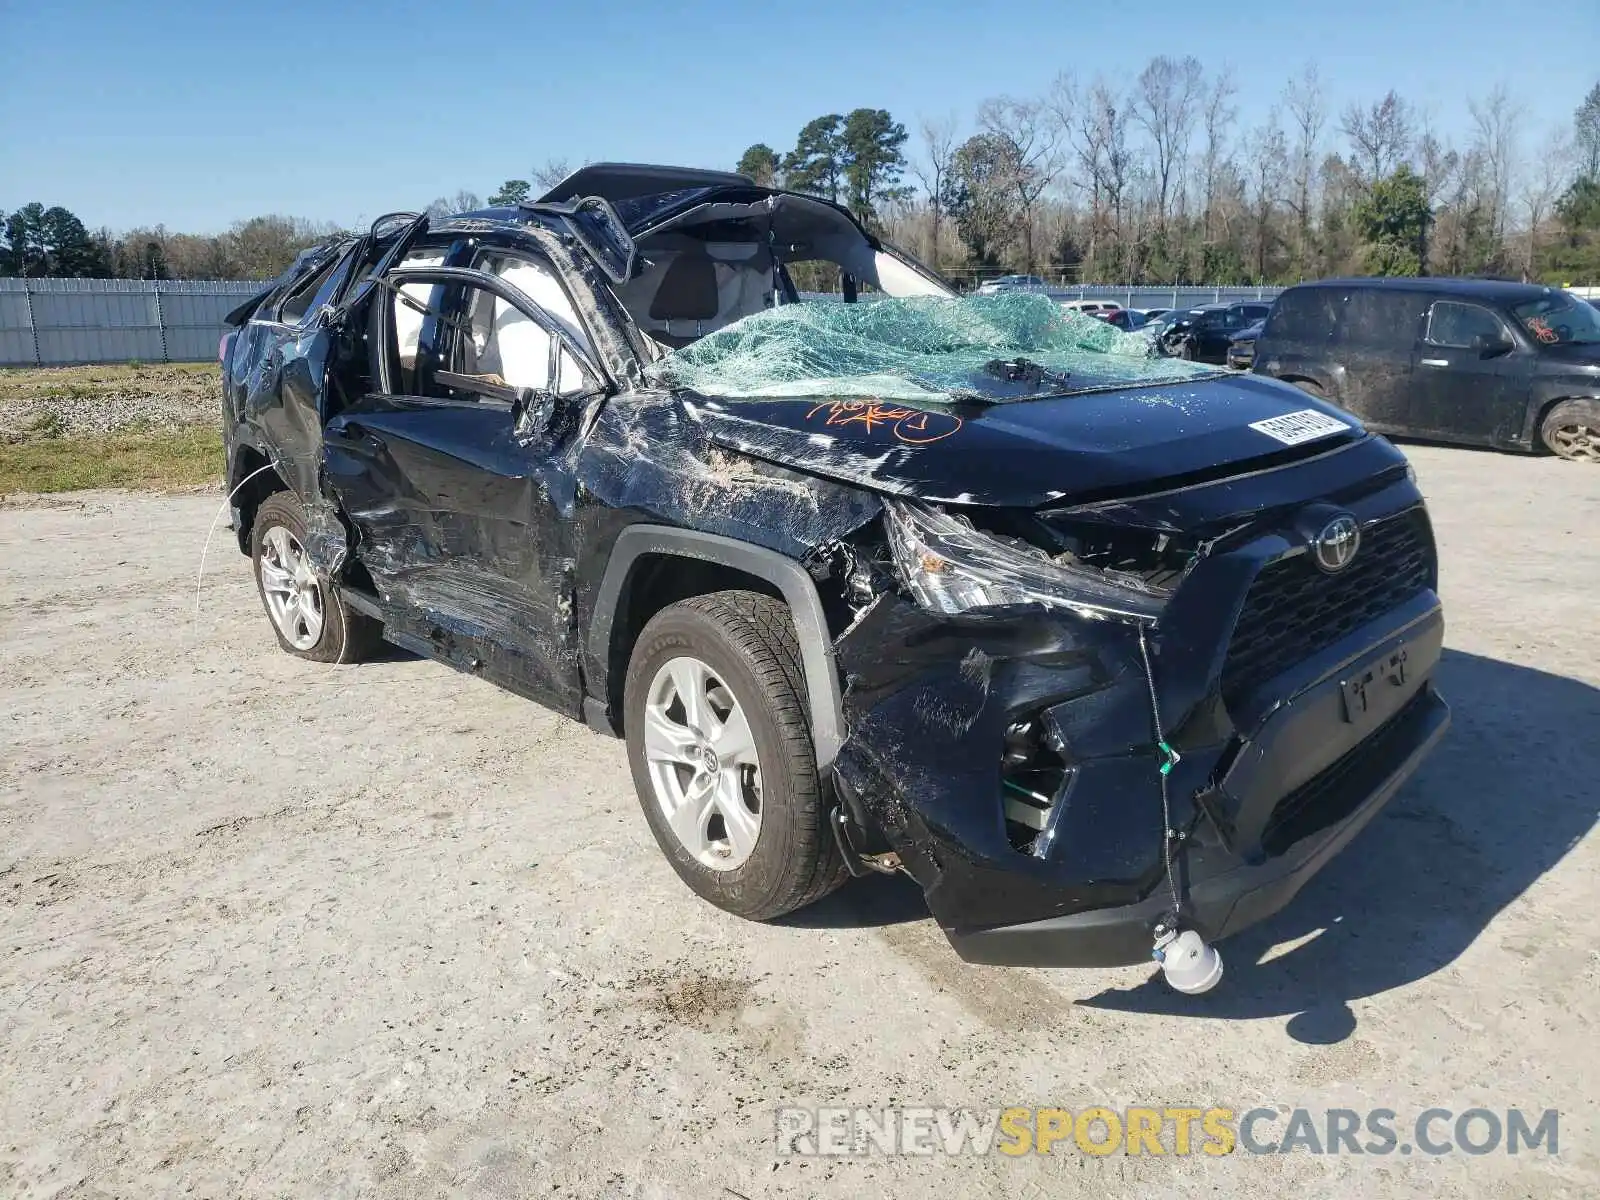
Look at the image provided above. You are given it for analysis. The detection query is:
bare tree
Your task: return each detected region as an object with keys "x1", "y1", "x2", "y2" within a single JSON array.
[
  {"x1": 1283, "y1": 63, "x2": 1327, "y2": 275},
  {"x1": 977, "y1": 95, "x2": 1064, "y2": 271},
  {"x1": 909, "y1": 112, "x2": 960, "y2": 269},
  {"x1": 1201, "y1": 67, "x2": 1239, "y2": 240},
  {"x1": 1341, "y1": 91, "x2": 1415, "y2": 186},
  {"x1": 1521, "y1": 130, "x2": 1573, "y2": 279},
  {"x1": 530, "y1": 158, "x2": 577, "y2": 191},
  {"x1": 1064, "y1": 79, "x2": 1134, "y2": 280},
  {"x1": 1131, "y1": 55, "x2": 1204, "y2": 228},
  {"x1": 1247, "y1": 113, "x2": 1289, "y2": 281},
  {"x1": 1469, "y1": 85, "x2": 1523, "y2": 243},
  {"x1": 1413, "y1": 109, "x2": 1459, "y2": 272}
]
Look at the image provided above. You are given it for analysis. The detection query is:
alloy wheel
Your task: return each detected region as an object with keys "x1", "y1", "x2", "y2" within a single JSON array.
[
  {"x1": 1551, "y1": 422, "x2": 1600, "y2": 463},
  {"x1": 258, "y1": 525, "x2": 325, "y2": 650},
  {"x1": 642, "y1": 655, "x2": 764, "y2": 871}
]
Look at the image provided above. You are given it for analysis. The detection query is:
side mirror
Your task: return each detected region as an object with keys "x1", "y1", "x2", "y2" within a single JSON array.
[
  {"x1": 512, "y1": 387, "x2": 557, "y2": 444},
  {"x1": 1474, "y1": 332, "x2": 1515, "y2": 359}
]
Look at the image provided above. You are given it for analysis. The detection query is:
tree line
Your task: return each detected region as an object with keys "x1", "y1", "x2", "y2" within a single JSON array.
[
  {"x1": 735, "y1": 71, "x2": 1600, "y2": 286},
  {"x1": 5, "y1": 71, "x2": 1597, "y2": 286}
]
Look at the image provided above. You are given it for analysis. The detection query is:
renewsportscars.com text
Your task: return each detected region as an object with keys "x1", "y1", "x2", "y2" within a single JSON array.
[{"x1": 774, "y1": 1105, "x2": 1559, "y2": 1158}]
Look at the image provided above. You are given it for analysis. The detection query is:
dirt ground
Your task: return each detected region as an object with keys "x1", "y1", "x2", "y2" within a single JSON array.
[{"x1": 2, "y1": 445, "x2": 1597, "y2": 1198}]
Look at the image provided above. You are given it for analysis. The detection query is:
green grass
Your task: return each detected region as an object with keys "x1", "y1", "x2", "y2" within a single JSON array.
[{"x1": 0, "y1": 425, "x2": 223, "y2": 494}]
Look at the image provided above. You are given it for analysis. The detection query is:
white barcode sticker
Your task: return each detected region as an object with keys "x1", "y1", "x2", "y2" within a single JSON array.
[{"x1": 1248, "y1": 408, "x2": 1350, "y2": 446}]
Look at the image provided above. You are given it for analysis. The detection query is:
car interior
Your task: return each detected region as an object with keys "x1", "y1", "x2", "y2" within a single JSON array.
[{"x1": 607, "y1": 193, "x2": 948, "y2": 353}]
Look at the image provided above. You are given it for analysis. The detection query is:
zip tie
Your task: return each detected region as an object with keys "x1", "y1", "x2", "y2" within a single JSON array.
[{"x1": 1158, "y1": 741, "x2": 1181, "y2": 776}]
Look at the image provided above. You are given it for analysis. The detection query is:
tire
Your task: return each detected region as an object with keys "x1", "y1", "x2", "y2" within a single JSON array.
[
  {"x1": 250, "y1": 491, "x2": 383, "y2": 663},
  {"x1": 623, "y1": 590, "x2": 848, "y2": 921},
  {"x1": 1289, "y1": 378, "x2": 1326, "y2": 398},
  {"x1": 1539, "y1": 398, "x2": 1600, "y2": 463}
]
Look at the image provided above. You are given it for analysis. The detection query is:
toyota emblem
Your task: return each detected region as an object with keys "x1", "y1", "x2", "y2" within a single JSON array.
[{"x1": 1312, "y1": 515, "x2": 1361, "y2": 573}]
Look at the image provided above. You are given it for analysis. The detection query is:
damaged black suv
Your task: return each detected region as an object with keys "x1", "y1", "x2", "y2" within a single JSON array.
[{"x1": 220, "y1": 164, "x2": 1449, "y2": 975}]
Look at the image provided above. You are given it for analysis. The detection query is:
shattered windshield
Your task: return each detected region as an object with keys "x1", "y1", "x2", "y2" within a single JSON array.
[
  {"x1": 1511, "y1": 294, "x2": 1600, "y2": 346},
  {"x1": 648, "y1": 293, "x2": 1221, "y2": 403}
]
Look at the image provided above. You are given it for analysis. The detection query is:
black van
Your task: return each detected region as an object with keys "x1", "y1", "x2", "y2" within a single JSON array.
[{"x1": 1252, "y1": 278, "x2": 1600, "y2": 461}]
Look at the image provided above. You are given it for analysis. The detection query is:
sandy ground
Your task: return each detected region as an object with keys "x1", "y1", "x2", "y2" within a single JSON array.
[{"x1": 2, "y1": 444, "x2": 1598, "y2": 1198}]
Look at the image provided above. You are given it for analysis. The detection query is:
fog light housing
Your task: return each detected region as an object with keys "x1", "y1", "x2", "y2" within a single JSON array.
[{"x1": 1000, "y1": 717, "x2": 1073, "y2": 853}]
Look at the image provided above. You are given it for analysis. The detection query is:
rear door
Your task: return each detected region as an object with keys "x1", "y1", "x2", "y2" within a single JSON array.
[
  {"x1": 323, "y1": 249, "x2": 606, "y2": 714},
  {"x1": 1408, "y1": 299, "x2": 1535, "y2": 444},
  {"x1": 1326, "y1": 288, "x2": 1426, "y2": 430}
]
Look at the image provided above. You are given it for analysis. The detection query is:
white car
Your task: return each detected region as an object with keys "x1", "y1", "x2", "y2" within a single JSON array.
[
  {"x1": 1059, "y1": 299, "x2": 1123, "y2": 317},
  {"x1": 976, "y1": 274, "x2": 1050, "y2": 295}
]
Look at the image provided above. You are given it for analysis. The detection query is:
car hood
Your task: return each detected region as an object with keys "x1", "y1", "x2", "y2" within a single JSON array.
[
  {"x1": 1535, "y1": 342, "x2": 1600, "y2": 369},
  {"x1": 685, "y1": 373, "x2": 1365, "y2": 506}
]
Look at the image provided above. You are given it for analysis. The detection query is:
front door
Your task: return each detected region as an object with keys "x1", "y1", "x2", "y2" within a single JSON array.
[
  {"x1": 1408, "y1": 300, "x2": 1535, "y2": 444},
  {"x1": 323, "y1": 257, "x2": 605, "y2": 716}
]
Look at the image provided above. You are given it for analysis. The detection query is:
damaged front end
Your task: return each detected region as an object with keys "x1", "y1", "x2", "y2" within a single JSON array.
[{"x1": 818, "y1": 439, "x2": 1450, "y2": 968}]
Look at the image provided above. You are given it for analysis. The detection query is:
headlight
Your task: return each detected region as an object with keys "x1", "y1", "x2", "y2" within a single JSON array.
[{"x1": 882, "y1": 500, "x2": 1164, "y2": 623}]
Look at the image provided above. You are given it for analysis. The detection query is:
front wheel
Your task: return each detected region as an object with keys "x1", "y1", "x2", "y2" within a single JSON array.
[
  {"x1": 1540, "y1": 399, "x2": 1600, "y2": 462},
  {"x1": 251, "y1": 491, "x2": 383, "y2": 663},
  {"x1": 623, "y1": 590, "x2": 847, "y2": 921}
]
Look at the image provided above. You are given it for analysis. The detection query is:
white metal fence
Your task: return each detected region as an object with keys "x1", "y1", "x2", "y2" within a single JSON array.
[
  {"x1": 0, "y1": 278, "x2": 1289, "y2": 368},
  {"x1": 0, "y1": 278, "x2": 262, "y2": 367}
]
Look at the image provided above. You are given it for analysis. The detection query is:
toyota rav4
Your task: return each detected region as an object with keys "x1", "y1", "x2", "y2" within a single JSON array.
[{"x1": 219, "y1": 163, "x2": 1449, "y2": 975}]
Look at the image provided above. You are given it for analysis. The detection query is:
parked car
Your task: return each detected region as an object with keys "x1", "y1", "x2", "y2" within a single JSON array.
[
  {"x1": 1156, "y1": 302, "x2": 1273, "y2": 363},
  {"x1": 1140, "y1": 307, "x2": 1171, "y2": 322},
  {"x1": 1059, "y1": 299, "x2": 1123, "y2": 316},
  {"x1": 1227, "y1": 318, "x2": 1267, "y2": 369},
  {"x1": 1252, "y1": 277, "x2": 1600, "y2": 461},
  {"x1": 219, "y1": 163, "x2": 1448, "y2": 979},
  {"x1": 977, "y1": 274, "x2": 1050, "y2": 294},
  {"x1": 1097, "y1": 307, "x2": 1149, "y2": 331}
]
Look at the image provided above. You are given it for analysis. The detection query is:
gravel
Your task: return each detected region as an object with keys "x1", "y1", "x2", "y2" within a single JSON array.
[
  {"x1": 0, "y1": 363, "x2": 219, "y2": 441},
  {"x1": 1, "y1": 444, "x2": 1598, "y2": 1198}
]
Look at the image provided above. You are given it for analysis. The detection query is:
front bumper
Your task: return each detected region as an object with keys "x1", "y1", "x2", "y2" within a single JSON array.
[
  {"x1": 829, "y1": 454, "x2": 1448, "y2": 968},
  {"x1": 947, "y1": 683, "x2": 1449, "y2": 966}
]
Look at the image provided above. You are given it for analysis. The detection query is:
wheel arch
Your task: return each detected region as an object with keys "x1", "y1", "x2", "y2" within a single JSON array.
[
  {"x1": 228, "y1": 443, "x2": 290, "y2": 555},
  {"x1": 586, "y1": 526, "x2": 845, "y2": 770}
]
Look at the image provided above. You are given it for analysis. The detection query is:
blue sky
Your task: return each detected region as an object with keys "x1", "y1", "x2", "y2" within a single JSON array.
[{"x1": 3, "y1": 0, "x2": 1595, "y2": 233}]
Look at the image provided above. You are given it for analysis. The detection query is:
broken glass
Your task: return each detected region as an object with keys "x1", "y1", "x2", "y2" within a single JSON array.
[{"x1": 648, "y1": 293, "x2": 1222, "y2": 403}]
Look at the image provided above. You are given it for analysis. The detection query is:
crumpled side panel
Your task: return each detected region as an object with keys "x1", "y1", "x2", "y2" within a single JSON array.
[
  {"x1": 829, "y1": 593, "x2": 1219, "y2": 931},
  {"x1": 229, "y1": 319, "x2": 350, "y2": 576},
  {"x1": 573, "y1": 390, "x2": 882, "y2": 560}
]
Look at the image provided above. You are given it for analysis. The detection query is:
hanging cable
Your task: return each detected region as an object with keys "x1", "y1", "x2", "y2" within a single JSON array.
[{"x1": 1137, "y1": 622, "x2": 1182, "y2": 918}]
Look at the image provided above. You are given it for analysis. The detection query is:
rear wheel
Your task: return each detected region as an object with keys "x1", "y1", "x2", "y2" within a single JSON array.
[
  {"x1": 251, "y1": 491, "x2": 382, "y2": 663},
  {"x1": 623, "y1": 590, "x2": 847, "y2": 921},
  {"x1": 1540, "y1": 399, "x2": 1600, "y2": 462},
  {"x1": 1289, "y1": 378, "x2": 1326, "y2": 399}
]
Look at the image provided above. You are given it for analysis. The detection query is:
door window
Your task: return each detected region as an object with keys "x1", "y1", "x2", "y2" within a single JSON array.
[
  {"x1": 278, "y1": 250, "x2": 353, "y2": 326},
  {"x1": 1426, "y1": 301, "x2": 1509, "y2": 349},
  {"x1": 386, "y1": 269, "x2": 594, "y2": 404},
  {"x1": 1339, "y1": 291, "x2": 1425, "y2": 351},
  {"x1": 474, "y1": 252, "x2": 593, "y2": 394}
]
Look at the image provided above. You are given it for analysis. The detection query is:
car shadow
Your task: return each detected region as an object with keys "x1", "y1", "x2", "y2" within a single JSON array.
[
  {"x1": 1078, "y1": 648, "x2": 1600, "y2": 1042},
  {"x1": 776, "y1": 869, "x2": 931, "y2": 930},
  {"x1": 1385, "y1": 434, "x2": 1532, "y2": 459}
]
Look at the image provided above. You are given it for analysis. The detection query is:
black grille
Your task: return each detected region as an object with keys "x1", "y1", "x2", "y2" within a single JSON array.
[
  {"x1": 1221, "y1": 509, "x2": 1434, "y2": 710},
  {"x1": 1261, "y1": 690, "x2": 1431, "y2": 855}
]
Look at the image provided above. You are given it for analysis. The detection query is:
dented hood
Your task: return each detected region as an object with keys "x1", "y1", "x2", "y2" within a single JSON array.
[{"x1": 687, "y1": 373, "x2": 1365, "y2": 506}]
